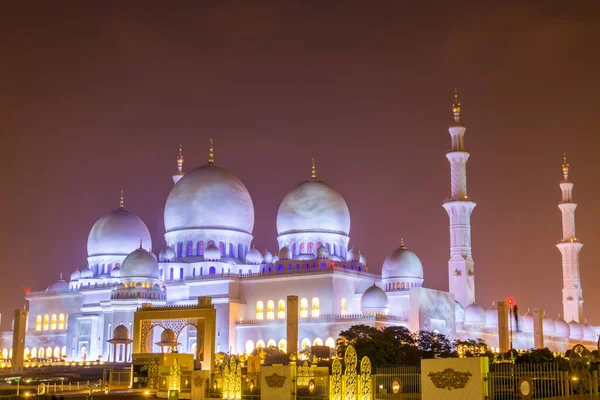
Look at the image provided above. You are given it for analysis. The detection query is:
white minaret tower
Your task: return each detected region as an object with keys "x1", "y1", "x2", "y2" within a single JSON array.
[
  {"x1": 442, "y1": 89, "x2": 476, "y2": 308},
  {"x1": 556, "y1": 153, "x2": 584, "y2": 323},
  {"x1": 172, "y1": 144, "x2": 185, "y2": 184}
]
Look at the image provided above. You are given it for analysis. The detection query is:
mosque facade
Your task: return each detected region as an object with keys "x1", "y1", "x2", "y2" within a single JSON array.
[{"x1": 0, "y1": 93, "x2": 596, "y2": 363}]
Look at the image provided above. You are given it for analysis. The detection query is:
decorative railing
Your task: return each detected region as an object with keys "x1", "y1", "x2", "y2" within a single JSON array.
[
  {"x1": 236, "y1": 313, "x2": 406, "y2": 325},
  {"x1": 137, "y1": 303, "x2": 214, "y2": 312}
]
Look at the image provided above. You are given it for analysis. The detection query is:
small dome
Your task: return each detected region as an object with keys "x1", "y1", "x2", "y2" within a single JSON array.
[
  {"x1": 347, "y1": 248, "x2": 360, "y2": 262},
  {"x1": 263, "y1": 250, "x2": 273, "y2": 263},
  {"x1": 582, "y1": 321, "x2": 596, "y2": 342},
  {"x1": 359, "y1": 253, "x2": 367, "y2": 266},
  {"x1": 118, "y1": 283, "x2": 126, "y2": 289},
  {"x1": 464, "y1": 303, "x2": 486, "y2": 327},
  {"x1": 455, "y1": 301, "x2": 465, "y2": 325},
  {"x1": 46, "y1": 278, "x2": 69, "y2": 292},
  {"x1": 110, "y1": 266, "x2": 121, "y2": 278},
  {"x1": 113, "y1": 324, "x2": 130, "y2": 341},
  {"x1": 360, "y1": 284, "x2": 389, "y2": 315},
  {"x1": 204, "y1": 243, "x2": 221, "y2": 261},
  {"x1": 153, "y1": 283, "x2": 160, "y2": 289},
  {"x1": 381, "y1": 244, "x2": 423, "y2": 280},
  {"x1": 485, "y1": 302, "x2": 498, "y2": 328},
  {"x1": 246, "y1": 247, "x2": 263, "y2": 265},
  {"x1": 80, "y1": 267, "x2": 93, "y2": 279},
  {"x1": 278, "y1": 246, "x2": 291, "y2": 260},
  {"x1": 554, "y1": 317, "x2": 570, "y2": 338},
  {"x1": 159, "y1": 246, "x2": 176, "y2": 262},
  {"x1": 569, "y1": 320, "x2": 583, "y2": 340},
  {"x1": 87, "y1": 207, "x2": 152, "y2": 257},
  {"x1": 522, "y1": 311, "x2": 534, "y2": 333},
  {"x1": 121, "y1": 247, "x2": 160, "y2": 279},
  {"x1": 70, "y1": 269, "x2": 81, "y2": 281},
  {"x1": 543, "y1": 315, "x2": 555, "y2": 335},
  {"x1": 161, "y1": 285, "x2": 166, "y2": 292},
  {"x1": 136, "y1": 282, "x2": 142, "y2": 288},
  {"x1": 316, "y1": 245, "x2": 330, "y2": 258}
]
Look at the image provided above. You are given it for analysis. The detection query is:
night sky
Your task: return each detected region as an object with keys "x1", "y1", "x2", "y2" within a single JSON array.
[{"x1": 1, "y1": 2, "x2": 599, "y2": 329}]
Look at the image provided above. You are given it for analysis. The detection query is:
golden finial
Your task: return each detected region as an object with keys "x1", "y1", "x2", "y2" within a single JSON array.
[
  {"x1": 400, "y1": 238, "x2": 405, "y2": 248},
  {"x1": 208, "y1": 138, "x2": 215, "y2": 164},
  {"x1": 177, "y1": 143, "x2": 184, "y2": 164},
  {"x1": 59, "y1": 272, "x2": 63, "y2": 280},
  {"x1": 562, "y1": 152, "x2": 569, "y2": 180},
  {"x1": 119, "y1": 190, "x2": 124, "y2": 208},
  {"x1": 139, "y1": 239, "x2": 143, "y2": 249},
  {"x1": 311, "y1": 157, "x2": 317, "y2": 180},
  {"x1": 452, "y1": 88, "x2": 461, "y2": 122}
]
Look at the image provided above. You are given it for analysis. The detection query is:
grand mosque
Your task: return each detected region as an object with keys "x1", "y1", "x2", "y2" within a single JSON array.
[{"x1": 0, "y1": 92, "x2": 595, "y2": 363}]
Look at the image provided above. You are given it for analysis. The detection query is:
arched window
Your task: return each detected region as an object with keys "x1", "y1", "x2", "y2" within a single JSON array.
[
  {"x1": 229, "y1": 243, "x2": 235, "y2": 257},
  {"x1": 177, "y1": 242, "x2": 183, "y2": 257},
  {"x1": 45, "y1": 347, "x2": 52, "y2": 359},
  {"x1": 292, "y1": 242, "x2": 297, "y2": 255},
  {"x1": 43, "y1": 314, "x2": 49, "y2": 331},
  {"x1": 278, "y1": 339, "x2": 287, "y2": 353},
  {"x1": 53, "y1": 347, "x2": 60, "y2": 359},
  {"x1": 245, "y1": 340, "x2": 254, "y2": 354},
  {"x1": 80, "y1": 346, "x2": 87, "y2": 360},
  {"x1": 266, "y1": 300, "x2": 275, "y2": 320},
  {"x1": 209, "y1": 266, "x2": 216, "y2": 275},
  {"x1": 299, "y1": 242, "x2": 305, "y2": 254},
  {"x1": 267, "y1": 339, "x2": 276, "y2": 348},
  {"x1": 24, "y1": 348, "x2": 30, "y2": 360},
  {"x1": 256, "y1": 301, "x2": 264, "y2": 320},
  {"x1": 301, "y1": 338, "x2": 311, "y2": 350},
  {"x1": 326, "y1": 337, "x2": 336, "y2": 348},
  {"x1": 333, "y1": 244, "x2": 337, "y2": 256},
  {"x1": 169, "y1": 268, "x2": 174, "y2": 280},
  {"x1": 207, "y1": 240, "x2": 215, "y2": 247},
  {"x1": 341, "y1": 298, "x2": 347, "y2": 316},
  {"x1": 313, "y1": 337, "x2": 323, "y2": 346},
  {"x1": 311, "y1": 297, "x2": 320, "y2": 318},
  {"x1": 401, "y1": 282, "x2": 405, "y2": 289},
  {"x1": 179, "y1": 268, "x2": 184, "y2": 280},
  {"x1": 30, "y1": 348, "x2": 37, "y2": 359},
  {"x1": 307, "y1": 242, "x2": 314, "y2": 254},
  {"x1": 58, "y1": 313, "x2": 65, "y2": 330},
  {"x1": 186, "y1": 241, "x2": 193, "y2": 256},
  {"x1": 326, "y1": 243, "x2": 331, "y2": 253},
  {"x1": 192, "y1": 267, "x2": 196, "y2": 277},
  {"x1": 61, "y1": 346, "x2": 67, "y2": 357},
  {"x1": 277, "y1": 300, "x2": 285, "y2": 319},
  {"x1": 256, "y1": 340, "x2": 265, "y2": 349},
  {"x1": 300, "y1": 298, "x2": 308, "y2": 318},
  {"x1": 35, "y1": 315, "x2": 42, "y2": 331},
  {"x1": 1, "y1": 349, "x2": 7, "y2": 360},
  {"x1": 238, "y1": 244, "x2": 244, "y2": 259},
  {"x1": 219, "y1": 241, "x2": 226, "y2": 256},
  {"x1": 316, "y1": 241, "x2": 322, "y2": 249},
  {"x1": 197, "y1": 241, "x2": 205, "y2": 256}
]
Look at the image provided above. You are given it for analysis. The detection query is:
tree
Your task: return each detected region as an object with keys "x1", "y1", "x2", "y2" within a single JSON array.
[
  {"x1": 454, "y1": 338, "x2": 494, "y2": 359},
  {"x1": 415, "y1": 330, "x2": 453, "y2": 359}
]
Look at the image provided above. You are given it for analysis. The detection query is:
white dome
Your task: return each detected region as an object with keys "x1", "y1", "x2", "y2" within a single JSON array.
[
  {"x1": 360, "y1": 284, "x2": 389, "y2": 315},
  {"x1": 46, "y1": 278, "x2": 69, "y2": 292},
  {"x1": 87, "y1": 207, "x2": 152, "y2": 257},
  {"x1": 359, "y1": 253, "x2": 367, "y2": 266},
  {"x1": 582, "y1": 321, "x2": 596, "y2": 342},
  {"x1": 554, "y1": 317, "x2": 570, "y2": 338},
  {"x1": 263, "y1": 250, "x2": 273, "y2": 263},
  {"x1": 277, "y1": 179, "x2": 350, "y2": 236},
  {"x1": 111, "y1": 266, "x2": 121, "y2": 278},
  {"x1": 543, "y1": 316, "x2": 555, "y2": 335},
  {"x1": 569, "y1": 320, "x2": 583, "y2": 340},
  {"x1": 246, "y1": 247, "x2": 263, "y2": 265},
  {"x1": 70, "y1": 269, "x2": 81, "y2": 281},
  {"x1": 272, "y1": 255, "x2": 279, "y2": 263},
  {"x1": 204, "y1": 243, "x2": 221, "y2": 261},
  {"x1": 381, "y1": 245, "x2": 423, "y2": 280},
  {"x1": 164, "y1": 164, "x2": 255, "y2": 235},
  {"x1": 455, "y1": 301, "x2": 465, "y2": 325},
  {"x1": 159, "y1": 246, "x2": 176, "y2": 262},
  {"x1": 464, "y1": 303, "x2": 485, "y2": 327},
  {"x1": 80, "y1": 267, "x2": 93, "y2": 279},
  {"x1": 316, "y1": 245, "x2": 330, "y2": 258},
  {"x1": 485, "y1": 303, "x2": 498, "y2": 328},
  {"x1": 522, "y1": 311, "x2": 534, "y2": 333},
  {"x1": 347, "y1": 248, "x2": 360, "y2": 262},
  {"x1": 121, "y1": 247, "x2": 160, "y2": 279},
  {"x1": 278, "y1": 246, "x2": 291, "y2": 260}
]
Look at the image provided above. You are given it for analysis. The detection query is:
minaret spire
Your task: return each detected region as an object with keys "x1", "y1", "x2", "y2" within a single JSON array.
[
  {"x1": 311, "y1": 157, "x2": 317, "y2": 180},
  {"x1": 119, "y1": 190, "x2": 124, "y2": 209},
  {"x1": 556, "y1": 154, "x2": 584, "y2": 322},
  {"x1": 442, "y1": 89, "x2": 477, "y2": 308},
  {"x1": 208, "y1": 138, "x2": 215, "y2": 165},
  {"x1": 172, "y1": 144, "x2": 185, "y2": 184}
]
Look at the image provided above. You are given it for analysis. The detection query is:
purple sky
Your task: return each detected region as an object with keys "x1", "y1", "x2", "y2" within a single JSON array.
[{"x1": 1, "y1": 2, "x2": 599, "y2": 329}]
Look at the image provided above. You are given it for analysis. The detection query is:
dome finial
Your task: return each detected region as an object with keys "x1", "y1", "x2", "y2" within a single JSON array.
[
  {"x1": 452, "y1": 88, "x2": 461, "y2": 123},
  {"x1": 208, "y1": 138, "x2": 215, "y2": 164},
  {"x1": 311, "y1": 157, "x2": 317, "y2": 180},
  {"x1": 139, "y1": 239, "x2": 143, "y2": 249},
  {"x1": 400, "y1": 238, "x2": 405, "y2": 248},
  {"x1": 119, "y1": 190, "x2": 124, "y2": 209},
  {"x1": 59, "y1": 272, "x2": 63, "y2": 280},
  {"x1": 562, "y1": 152, "x2": 569, "y2": 180},
  {"x1": 176, "y1": 143, "x2": 184, "y2": 173}
]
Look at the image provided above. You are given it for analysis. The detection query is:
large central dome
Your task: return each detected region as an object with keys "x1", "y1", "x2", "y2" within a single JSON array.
[
  {"x1": 277, "y1": 179, "x2": 350, "y2": 236},
  {"x1": 87, "y1": 207, "x2": 152, "y2": 257},
  {"x1": 164, "y1": 164, "x2": 255, "y2": 234}
]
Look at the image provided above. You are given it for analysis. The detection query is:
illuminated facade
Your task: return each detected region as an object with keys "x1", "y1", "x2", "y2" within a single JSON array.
[{"x1": 0, "y1": 93, "x2": 596, "y2": 363}]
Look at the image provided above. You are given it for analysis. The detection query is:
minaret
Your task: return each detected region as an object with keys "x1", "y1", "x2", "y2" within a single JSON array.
[
  {"x1": 442, "y1": 89, "x2": 477, "y2": 308},
  {"x1": 556, "y1": 153, "x2": 584, "y2": 323},
  {"x1": 172, "y1": 144, "x2": 184, "y2": 184}
]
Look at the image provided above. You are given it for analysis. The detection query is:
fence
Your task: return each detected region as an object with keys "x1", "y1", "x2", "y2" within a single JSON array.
[
  {"x1": 373, "y1": 366, "x2": 421, "y2": 399},
  {"x1": 487, "y1": 362, "x2": 599, "y2": 399}
]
